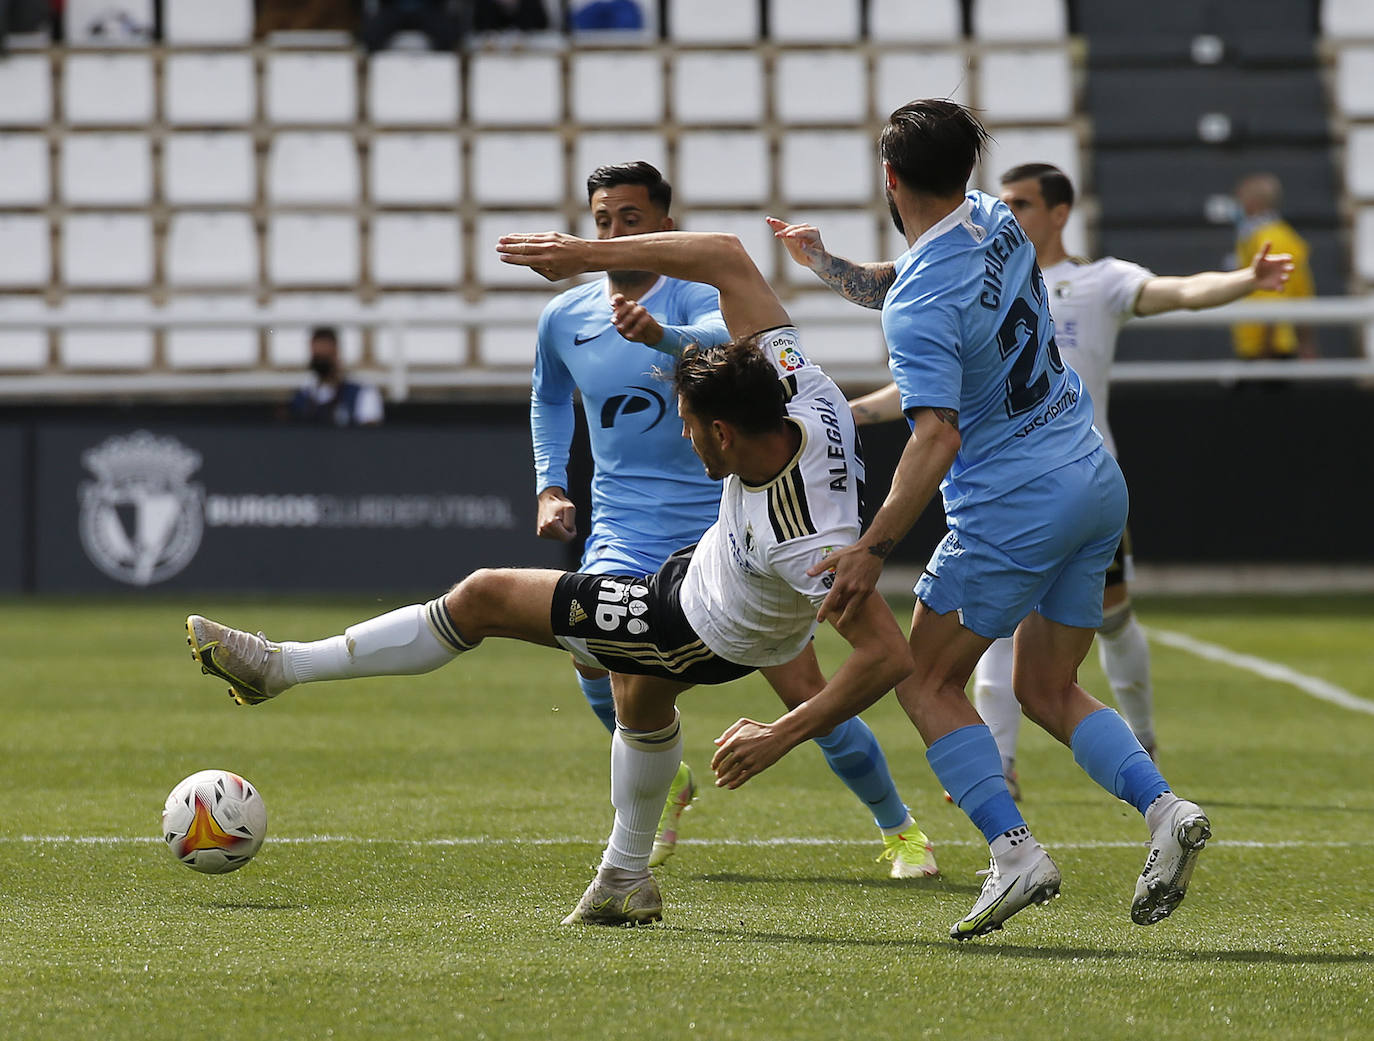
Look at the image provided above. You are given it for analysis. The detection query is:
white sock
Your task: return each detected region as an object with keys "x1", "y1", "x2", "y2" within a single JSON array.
[
  {"x1": 281, "y1": 601, "x2": 463, "y2": 685},
  {"x1": 1098, "y1": 612, "x2": 1155, "y2": 750},
  {"x1": 880, "y1": 813, "x2": 917, "y2": 838},
  {"x1": 973, "y1": 636, "x2": 1020, "y2": 774},
  {"x1": 1144, "y1": 791, "x2": 1182, "y2": 834},
  {"x1": 989, "y1": 825, "x2": 1043, "y2": 873},
  {"x1": 599, "y1": 711, "x2": 684, "y2": 876}
]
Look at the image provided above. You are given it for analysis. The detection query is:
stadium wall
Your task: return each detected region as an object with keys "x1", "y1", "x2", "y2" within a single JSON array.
[{"x1": 2, "y1": 378, "x2": 1372, "y2": 595}]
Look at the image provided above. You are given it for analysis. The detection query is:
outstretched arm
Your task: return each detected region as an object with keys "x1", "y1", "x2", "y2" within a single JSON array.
[
  {"x1": 1134, "y1": 241, "x2": 1294, "y2": 316},
  {"x1": 767, "y1": 217, "x2": 896, "y2": 310},
  {"x1": 497, "y1": 231, "x2": 789, "y2": 342},
  {"x1": 849, "y1": 383, "x2": 903, "y2": 425}
]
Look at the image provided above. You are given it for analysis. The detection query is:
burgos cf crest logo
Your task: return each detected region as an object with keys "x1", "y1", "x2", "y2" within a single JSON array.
[{"x1": 78, "y1": 431, "x2": 205, "y2": 586}]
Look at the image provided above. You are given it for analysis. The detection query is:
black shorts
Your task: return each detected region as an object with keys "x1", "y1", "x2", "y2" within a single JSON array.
[
  {"x1": 1105, "y1": 524, "x2": 1133, "y2": 590},
  {"x1": 550, "y1": 546, "x2": 755, "y2": 686}
]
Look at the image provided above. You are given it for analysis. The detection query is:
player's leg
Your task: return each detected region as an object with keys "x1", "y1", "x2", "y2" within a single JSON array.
[
  {"x1": 971, "y1": 636, "x2": 1022, "y2": 797},
  {"x1": 563, "y1": 671, "x2": 692, "y2": 926},
  {"x1": 1097, "y1": 538, "x2": 1156, "y2": 756},
  {"x1": 761, "y1": 645, "x2": 937, "y2": 878},
  {"x1": 187, "y1": 567, "x2": 564, "y2": 705}
]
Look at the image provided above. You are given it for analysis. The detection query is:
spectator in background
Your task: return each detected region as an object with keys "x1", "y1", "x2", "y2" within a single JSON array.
[
  {"x1": 255, "y1": 0, "x2": 359, "y2": 37},
  {"x1": 471, "y1": 0, "x2": 548, "y2": 32},
  {"x1": 1, "y1": 0, "x2": 55, "y2": 51},
  {"x1": 360, "y1": 0, "x2": 463, "y2": 51},
  {"x1": 286, "y1": 327, "x2": 384, "y2": 426},
  {"x1": 1231, "y1": 172, "x2": 1316, "y2": 360},
  {"x1": 567, "y1": 0, "x2": 643, "y2": 31}
]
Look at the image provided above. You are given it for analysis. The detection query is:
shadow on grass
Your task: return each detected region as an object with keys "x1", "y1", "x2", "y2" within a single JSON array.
[
  {"x1": 202, "y1": 901, "x2": 304, "y2": 911},
  {"x1": 695, "y1": 872, "x2": 980, "y2": 896}
]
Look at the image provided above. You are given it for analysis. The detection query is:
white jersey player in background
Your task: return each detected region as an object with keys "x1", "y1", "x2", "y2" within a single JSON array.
[{"x1": 780, "y1": 162, "x2": 1294, "y2": 791}]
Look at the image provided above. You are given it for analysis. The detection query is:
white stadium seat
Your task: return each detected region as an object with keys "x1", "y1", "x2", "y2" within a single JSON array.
[
  {"x1": 776, "y1": 209, "x2": 878, "y2": 287},
  {"x1": 373, "y1": 294, "x2": 467, "y2": 366},
  {"x1": 770, "y1": 0, "x2": 860, "y2": 42},
  {"x1": 1336, "y1": 48, "x2": 1374, "y2": 119},
  {"x1": 665, "y1": 0, "x2": 759, "y2": 42},
  {"x1": 571, "y1": 52, "x2": 663, "y2": 126},
  {"x1": 869, "y1": 0, "x2": 961, "y2": 42},
  {"x1": 1346, "y1": 126, "x2": 1374, "y2": 200},
  {"x1": 0, "y1": 215, "x2": 51, "y2": 286},
  {"x1": 0, "y1": 297, "x2": 49, "y2": 369},
  {"x1": 676, "y1": 131, "x2": 769, "y2": 205},
  {"x1": 164, "y1": 54, "x2": 256, "y2": 126},
  {"x1": 977, "y1": 48, "x2": 1073, "y2": 123},
  {"x1": 59, "y1": 133, "x2": 152, "y2": 206},
  {"x1": 367, "y1": 51, "x2": 460, "y2": 126},
  {"x1": 266, "y1": 294, "x2": 364, "y2": 366},
  {"x1": 471, "y1": 132, "x2": 564, "y2": 205},
  {"x1": 370, "y1": 134, "x2": 461, "y2": 205},
  {"x1": 774, "y1": 51, "x2": 867, "y2": 124},
  {"x1": 979, "y1": 127, "x2": 1081, "y2": 196},
  {"x1": 971, "y1": 0, "x2": 1068, "y2": 41},
  {"x1": 370, "y1": 214, "x2": 462, "y2": 287},
  {"x1": 679, "y1": 210, "x2": 776, "y2": 280},
  {"x1": 0, "y1": 134, "x2": 50, "y2": 206},
  {"x1": 59, "y1": 295, "x2": 155, "y2": 369},
  {"x1": 469, "y1": 53, "x2": 562, "y2": 125},
  {"x1": 269, "y1": 215, "x2": 361, "y2": 287},
  {"x1": 163, "y1": 0, "x2": 254, "y2": 44},
  {"x1": 0, "y1": 55, "x2": 53, "y2": 126},
  {"x1": 166, "y1": 212, "x2": 259, "y2": 287},
  {"x1": 62, "y1": 214, "x2": 153, "y2": 287},
  {"x1": 64, "y1": 54, "x2": 155, "y2": 126},
  {"x1": 163, "y1": 133, "x2": 256, "y2": 206},
  {"x1": 875, "y1": 52, "x2": 971, "y2": 115},
  {"x1": 267, "y1": 132, "x2": 360, "y2": 205},
  {"x1": 1355, "y1": 207, "x2": 1374, "y2": 282},
  {"x1": 163, "y1": 296, "x2": 260, "y2": 369},
  {"x1": 788, "y1": 317, "x2": 887, "y2": 370},
  {"x1": 1321, "y1": 0, "x2": 1374, "y2": 39},
  {"x1": 265, "y1": 53, "x2": 357, "y2": 125},
  {"x1": 572, "y1": 132, "x2": 669, "y2": 189},
  {"x1": 64, "y1": 0, "x2": 154, "y2": 45},
  {"x1": 779, "y1": 130, "x2": 874, "y2": 204},
  {"x1": 475, "y1": 211, "x2": 565, "y2": 287},
  {"x1": 672, "y1": 52, "x2": 764, "y2": 126}
]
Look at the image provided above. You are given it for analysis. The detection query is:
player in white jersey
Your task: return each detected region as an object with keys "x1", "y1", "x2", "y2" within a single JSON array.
[
  {"x1": 184, "y1": 229, "x2": 920, "y2": 929},
  {"x1": 829, "y1": 162, "x2": 1293, "y2": 791}
]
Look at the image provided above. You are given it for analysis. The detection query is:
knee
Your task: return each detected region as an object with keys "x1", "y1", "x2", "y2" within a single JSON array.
[{"x1": 444, "y1": 568, "x2": 503, "y2": 624}]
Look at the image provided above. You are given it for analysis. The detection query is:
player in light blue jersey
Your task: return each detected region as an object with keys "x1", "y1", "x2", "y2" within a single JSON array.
[
  {"x1": 531, "y1": 162, "x2": 936, "y2": 876},
  {"x1": 766, "y1": 101, "x2": 1211, "y2": 940}
]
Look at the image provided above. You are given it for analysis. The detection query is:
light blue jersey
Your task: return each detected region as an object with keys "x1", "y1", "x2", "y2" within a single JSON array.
[
  {"x1": 531, "y1": 274, "x2": 729, "y2": 572},
  {"x1": 883, "y1": 191, "x2": 1103, "y2": 516}
]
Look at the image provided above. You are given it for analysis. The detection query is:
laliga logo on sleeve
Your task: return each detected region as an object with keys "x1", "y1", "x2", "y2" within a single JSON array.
[
  {"x1": 777, "y1": 345, "x2": 806, "y2": 372},
  {"x1": 78, "y1": 431, "x2": 205, "y2": 586}
]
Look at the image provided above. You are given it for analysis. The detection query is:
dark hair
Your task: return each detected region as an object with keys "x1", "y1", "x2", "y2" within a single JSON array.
[
  {"x1": 309, "y1": 326, "x2": 339, "y2": 345},
  {"x1": 1000, "y1": 162, "x2": 1075, "y2": 210},
  {"x1": 674, "y1": 339, "x2": 786, "y2": 436},
  {"x1": 585, "y1": 161, "x2": 672, "y2": 211},
  {"x1": 879, "y1": 99, "x2": 990, "y2": 197}
]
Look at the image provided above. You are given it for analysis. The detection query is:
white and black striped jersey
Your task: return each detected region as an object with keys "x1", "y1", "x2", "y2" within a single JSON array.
[{"x1": 680, "y1": 327, "x2": 864, "y2": 667}]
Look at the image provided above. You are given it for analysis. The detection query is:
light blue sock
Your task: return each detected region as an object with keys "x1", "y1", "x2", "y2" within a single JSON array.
[
  {"x1": 926, "y1": 724, "x2": 1025, "y2": 843},
  {"x1": 812, "y1": 717, "x2": 909, "y2": 830},
  {"x1": 577, "y1": 672, "x2": 616, "y2": 734},
  {"x1": 1071, "y1": 707, "x2": 1170, "y2": 814}
]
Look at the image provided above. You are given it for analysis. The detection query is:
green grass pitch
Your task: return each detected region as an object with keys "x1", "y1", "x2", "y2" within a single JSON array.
[{"x1": 2, "y1": 594, "x2": 1372, "y2": 1040}]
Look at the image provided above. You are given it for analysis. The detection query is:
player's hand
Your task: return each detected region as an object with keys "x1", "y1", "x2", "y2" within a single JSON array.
[
  {"x1": 766, "y1": 216, "x2": 827, "y2": 272},
  {"x1": 1250, "y1": 241, "x2": 1295, "y2": 293},
  {"x1": 497, "y1": 232, "x2": 590, "y2": 282},
  {"x1": 806, "y1": 541, "x2": 884, "y2": 628},
  {"x1": 609, "y1": 293, "x2": 664, "y2": 345},
  {"x1": 536, "y1": 488, "x2": 577, "y2": 542},
  {"x1": 712, "y1": 718, "x2": 789, "y2": 789}
]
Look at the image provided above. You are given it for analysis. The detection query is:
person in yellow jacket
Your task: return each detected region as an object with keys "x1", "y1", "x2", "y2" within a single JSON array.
[{"x1": 1231, "y1": 173, "x2": 1317, "y2": 359}]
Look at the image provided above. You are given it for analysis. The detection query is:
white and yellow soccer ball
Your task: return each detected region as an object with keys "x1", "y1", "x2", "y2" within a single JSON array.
[{"x1": 162, "y1": 769, "x2": 268, "y2": 874}]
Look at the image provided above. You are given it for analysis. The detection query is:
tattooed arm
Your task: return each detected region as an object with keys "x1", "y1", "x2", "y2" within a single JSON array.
[
  {"x1": 807, "y1": 407, "x2": 961, "y2": 628},
  {"x1": 766, "y1": 217, "x2": 897, "y2": 310}
]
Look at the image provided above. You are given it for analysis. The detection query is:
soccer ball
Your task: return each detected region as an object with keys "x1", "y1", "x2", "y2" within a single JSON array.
[{"x1": 162, "y1": 769, "x2": 268, "y2": 874}]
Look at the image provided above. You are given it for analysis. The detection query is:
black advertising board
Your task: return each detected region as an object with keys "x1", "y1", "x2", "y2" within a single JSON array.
[
  {"x1": 32, "y1": 424, "x2": 564, "y2": 593},
  {"x1": 0, "y1": 426, "x2": 24, "y2": 593}
]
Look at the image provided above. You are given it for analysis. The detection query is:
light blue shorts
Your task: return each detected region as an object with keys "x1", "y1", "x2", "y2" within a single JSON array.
[
  {"x1": 579, "y1": 535, "x2": 689, "y2": 579},
  {"x1": 914, "y1": 447, "x2": 1128, "y2": 638}
]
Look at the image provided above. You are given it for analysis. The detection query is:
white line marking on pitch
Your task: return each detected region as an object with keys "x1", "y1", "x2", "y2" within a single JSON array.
[
  {"x1": 1147, "y1": 626, "x2": 1374, "y2": 716},
  {"x1": 7, "y1": 836, "x2": 1374, "y2": 849}
]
